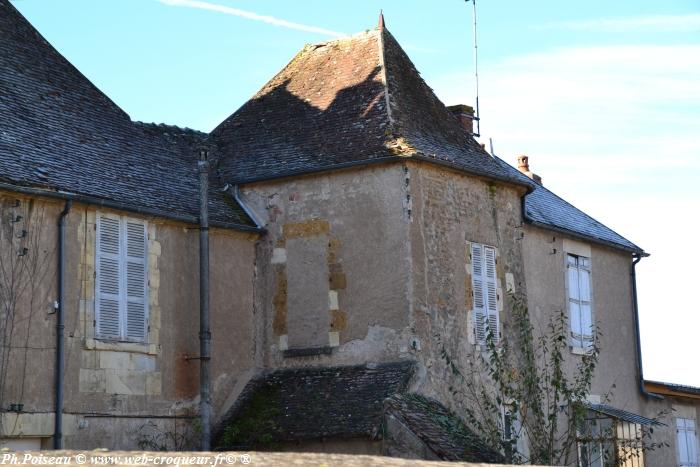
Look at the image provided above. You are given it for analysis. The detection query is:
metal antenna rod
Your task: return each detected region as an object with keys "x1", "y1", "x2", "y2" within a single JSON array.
[{"x1": 468, "y1": 0, "x2": 481, "y2": 137}]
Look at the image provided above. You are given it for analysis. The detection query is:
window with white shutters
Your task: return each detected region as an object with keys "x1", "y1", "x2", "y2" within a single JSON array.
[
  {"x1": 677, "y1": 418, "x2": 699, "y2": 467},
  {"x1": 96, "y1": 214, "x2": 148, "y2": 342},
  {"x1": 567, "y1": 254, "x2": 593, "y2": 350},
  {"x1": 471, "y1": 242, "x2": 499, "y2": 345}
]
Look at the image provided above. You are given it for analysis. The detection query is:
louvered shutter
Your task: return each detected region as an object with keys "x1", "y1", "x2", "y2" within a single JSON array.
[
  {"x1": 677, "y1": 418, "x2": 699, "y2": 467},
  {"x1": 471, "y1": 243, "x2": 487, "y2": 344},
  {"x1": 125, "y1": 220, "x2": 147, "y2": 340},
  {"x1": 484, "y1": 246, "x2": 499, "y2": 343},
  {"x1": 96, "y1": 215, "x2": 122, "y2": 338}
]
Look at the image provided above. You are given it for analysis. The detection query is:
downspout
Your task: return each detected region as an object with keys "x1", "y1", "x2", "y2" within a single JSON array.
[
  {"x1": 198, "y1": 147, "x2": 212, "y2": 450},
  {"x1": 631, "y1": 253, "x2": 663, "y2": 400},
  {"x1": 54, "y1": 200, "x2": 72, "y2": 449}
]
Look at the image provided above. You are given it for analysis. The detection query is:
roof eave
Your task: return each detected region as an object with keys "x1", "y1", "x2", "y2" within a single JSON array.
[
  {"x1": 0, "y1": 181, "x2": 262, "y2": 233},
  {"x1": 524, "y1": 217, "x2": 646, "y2": 256}
]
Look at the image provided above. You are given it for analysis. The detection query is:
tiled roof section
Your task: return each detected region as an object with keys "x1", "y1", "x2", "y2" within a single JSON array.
[
  {"x1": 212, "y1": 27, "x2": 527, "y2": 187},
  {"x1": 384, "y1": 394, "x2": 505, "y2": 463},
  {"x1": 212, "y1": 31, "x2": 394, "y2": 183},
  {"x1": 493, "y1": 156, "x2": 643, "y2": 253},
  {"x1": 381, "y1": 31, "x2": 524, "y2": 184},
  {"x1": 0, "y1": 1, "x2": 255, "y2": 229},
  {"x1": 214, "y1": 361, "x2": 416, "y2": 449}
]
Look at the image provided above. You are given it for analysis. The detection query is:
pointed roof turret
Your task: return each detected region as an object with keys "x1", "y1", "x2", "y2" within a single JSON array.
[
  {"x1": 378, "y1": 10, "x2": 385, "y2": 30},
  {"x1": 212, "y1": 20, "x2": 524, "y2": 187}
]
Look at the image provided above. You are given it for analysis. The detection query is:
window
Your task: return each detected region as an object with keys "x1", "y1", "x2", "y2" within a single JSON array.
[
  {"x1": 95, "y1": 213, "x2": 148, "y2": 342},
  {"x1": 677, "y1": 418, "x2": 699, "y2": 467},
  {"x1": 471, "y1": 243, "x2": 499, "y2": 345},
  {"x1": 567, "y1": 254, "x2": 593, "y2": 349},
  {"x1": 577, "y1": 411, "x2": 645, "y2": 467}
]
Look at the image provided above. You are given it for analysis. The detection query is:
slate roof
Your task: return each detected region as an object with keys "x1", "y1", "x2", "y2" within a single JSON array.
[
  {"x1": 384, "y1": 393, "x2": 505, "y2": 463},
  {"x1": 211, "y1": 26, "x2": 528, "y2": 188},
  {"x1": 493, "y1": 157, "x2": 644, "y2": 253},
  {"x1": 0, "y1": 0, "x2": 256, "y2": 230},
  {"x1": 214, "y1": 361, "x2": 415, "y2": 449}
]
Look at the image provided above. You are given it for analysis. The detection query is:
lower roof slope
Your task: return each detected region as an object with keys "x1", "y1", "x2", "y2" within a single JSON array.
[
  {"x1": 0, "y1": 0, "x2": 255, "y2": 229},
  {"x1": 215, "y1": 362, "x2": 415, "y2": 449},
  {"x1": 384, "y1": 393, "x2": 505, "y2": 463}
]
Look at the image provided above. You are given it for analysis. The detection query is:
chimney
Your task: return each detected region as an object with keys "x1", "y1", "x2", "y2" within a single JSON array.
[
  {"x1": 447, "y1": 104, "x2": 474, "y2": 135},
  {"x1": 516, "y1": 155, "x2": 543, "y2": 185}
]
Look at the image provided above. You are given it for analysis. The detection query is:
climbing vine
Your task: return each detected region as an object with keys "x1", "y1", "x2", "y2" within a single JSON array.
[{"x1": 438, "y1": 292, "x2": 667, "y2": 465}]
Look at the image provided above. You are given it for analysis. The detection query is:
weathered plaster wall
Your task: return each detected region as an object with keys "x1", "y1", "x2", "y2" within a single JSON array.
[
  {"x1": 405, "y1": 161, "x2": 527, "y2": 414},
  {"x1": 521, "y1": 225, "x2": 690, "y2": 465},
  {"x1": 0, "y1": 194, "x2": 257, "y2": 450},
  {"x1": 241, "y1": 164, "x2": 417, "y2": 369},
  {"x1": 522, "y1": 226, "x2": 640, "y2": 409}
]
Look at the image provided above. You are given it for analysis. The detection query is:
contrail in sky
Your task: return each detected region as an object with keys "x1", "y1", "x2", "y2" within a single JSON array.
[{"x1": 156, "y1": 0, "x2": 346, "y2": 38}]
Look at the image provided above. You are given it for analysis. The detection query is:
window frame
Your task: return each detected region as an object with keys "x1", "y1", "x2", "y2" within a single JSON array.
[
  {"x1": 566, "y1": 253, "x2": 594, "y2": 351},
  {"x1": 576, "y1": 411, "x2": 645, "y2": 467},
  {"x1": 95, "y1": 212, "x2": 149, "y2": 343}
]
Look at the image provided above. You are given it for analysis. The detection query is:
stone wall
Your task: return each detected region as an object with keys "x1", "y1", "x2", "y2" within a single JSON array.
[
  {"x1": 241, "y1": 164, "x2": 418, "y2": 370},
  {"x1": 0, "y1": 193, "x2": 258, "y2": 450},
  {"x1": 406, "y1": 161, "x2": 527, "y2": 413}
]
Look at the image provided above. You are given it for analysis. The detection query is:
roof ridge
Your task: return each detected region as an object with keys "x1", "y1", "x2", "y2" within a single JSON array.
[{"x1": 376, "y1": 27, "x2": 395, "y2": 132}]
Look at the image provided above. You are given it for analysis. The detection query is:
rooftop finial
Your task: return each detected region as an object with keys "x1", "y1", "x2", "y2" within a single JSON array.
[{"x1": 378, "y1": 10, "x2": 385, "y2": 30}]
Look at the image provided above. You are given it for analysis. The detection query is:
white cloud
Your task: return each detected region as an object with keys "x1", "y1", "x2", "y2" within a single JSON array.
[
  {"x1": 539, "y1": 13, "x2": 700, "y2": 33},
  {"x1": 156, "y1": 0, "x2": 346, "y2": 38},
  {"x1": 430, "y1": 43, "x2": 700, "y2": 386}
]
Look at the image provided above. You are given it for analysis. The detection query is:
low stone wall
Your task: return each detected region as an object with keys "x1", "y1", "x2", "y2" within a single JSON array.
[{"x1": 0, "y1": 451, "x2": 524, "y2": 467}]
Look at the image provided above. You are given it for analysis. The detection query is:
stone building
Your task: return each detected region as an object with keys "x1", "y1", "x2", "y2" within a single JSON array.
[{"x1": 1, "y1": 1, "x2": 697, "y2": 465}]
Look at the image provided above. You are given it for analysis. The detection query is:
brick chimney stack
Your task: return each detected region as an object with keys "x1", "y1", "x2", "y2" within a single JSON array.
[
  {"x1": 517, "y1": 155, "x2": 543, "y2": 185},
  {"x1": 447, "y1": 104, "x2": 475, "y2": 135}
]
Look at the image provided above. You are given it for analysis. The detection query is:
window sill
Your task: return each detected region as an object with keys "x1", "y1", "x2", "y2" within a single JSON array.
[
  {"x1": 570, "y1": 346, "x2": 593, "y2": 356},
  {"x1": 84, "y1": 337, "x2": 159, "y2": 356},
  {"x1": 283, "y1": 346, "x2": 333, "y2": 358}
]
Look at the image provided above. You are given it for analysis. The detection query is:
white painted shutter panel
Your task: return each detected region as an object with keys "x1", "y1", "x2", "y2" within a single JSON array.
[
  {"x1": 125, "y1": 220, "x2": 147, "y2": 341},
  {"x1": 678, "y1": 418, "x2": 699, "y2": 467},
  {"x1": 96, "y1": 215, "x2": 121, "y2": 338},
  {"x1": 484, "y1": 246, "x2": 499, "y2": 343},
  {"x1": 471, "y1": 243, "x2": 487, "y2": 344}
]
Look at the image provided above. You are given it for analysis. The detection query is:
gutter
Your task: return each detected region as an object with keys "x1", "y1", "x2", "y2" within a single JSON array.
[
  {"x1": 0, "y1": 182, "x2": 261, "y2": 233},
  {"x1": 226, "y1": 185, "x2": 265, "y2": 231},
  {"x1": 54, "y1": 200, "x2": 72, "y2": 449},
  {"x1": 631, "y1": 253, "x2": 664, "y2": 400}
]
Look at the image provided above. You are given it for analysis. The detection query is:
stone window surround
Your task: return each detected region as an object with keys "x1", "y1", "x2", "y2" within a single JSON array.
[{"x1": 77, "y1": 209, "x2": 162, "y2": 396}]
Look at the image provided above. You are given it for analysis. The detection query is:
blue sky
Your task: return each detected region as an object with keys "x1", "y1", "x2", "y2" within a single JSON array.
[{"x1": 11, "y1": 0, "x2": 700, "y2": 386}]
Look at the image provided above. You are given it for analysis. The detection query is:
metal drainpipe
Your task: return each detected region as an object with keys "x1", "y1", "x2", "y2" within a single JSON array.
[
  {"x1": 198, "y1": 148, "x2": 212, "y2": 450},
  {"x1": 631, "y1": 253, "x2": 663, "y2": 400},
  {"x1": 54, "y1": 200, "x2": 72, "y2": 449}
]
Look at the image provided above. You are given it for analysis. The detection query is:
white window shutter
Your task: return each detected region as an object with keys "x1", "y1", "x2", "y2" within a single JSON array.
[
  {"x1": 471, "y1": 243, "x2": 487, "y2": 343},
  {"x1": 96, "y1": 215, "x2": 121, "y2": 338},
  {"x1": 125, "y1": 220, "x2": 148, "y2": 341},
  {"x1": 484, "y1": 246, "x2": 499, "y2": 342},
  {"x1": 677, "y1": 418, "x2": 699, "y2": 467}
]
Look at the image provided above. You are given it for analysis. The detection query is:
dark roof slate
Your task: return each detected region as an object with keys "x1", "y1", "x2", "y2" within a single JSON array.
[
  {"x1": 211, "y1": 28, "x2": 528, "y2": 188},
  {"x1": 493, "y1": 156, "x2": 643, "y2": 253},
  {"x1": 215, "y1": 361, "x2": 415, "y2": 449},
  {"x1": 0, "y1": 0, "x2": 255, "y2": 229},
  {"x1": 585, "y1": 403, "x2": 662, "y2": 426},
  {"x1": 384, "y1": 393, "x2": 505, "y2": 463}
]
